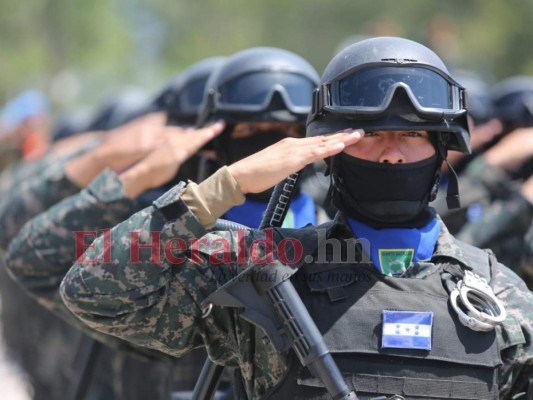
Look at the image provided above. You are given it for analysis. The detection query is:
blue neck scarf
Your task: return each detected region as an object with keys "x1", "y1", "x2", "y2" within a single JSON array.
[
  {"x1": 224, "y1": 192, "x2": 317, "y2": 229},
  {"x1": 347, "y1": 217, "x2": 441, "y2": 276}
]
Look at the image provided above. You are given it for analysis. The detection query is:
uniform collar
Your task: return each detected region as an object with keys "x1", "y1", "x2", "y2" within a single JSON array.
[
  {"x1": 276, "y1": 211, "x2": 477, "y2": 274},
  {"x1": 326, "y1": 212, "x2": 476, "y2": 271},
  {"x1": 430, "y1": 216, "x2": 481, "y2": 272}
]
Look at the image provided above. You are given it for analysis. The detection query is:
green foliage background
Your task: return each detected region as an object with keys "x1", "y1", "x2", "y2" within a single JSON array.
[{"x1": 1, "y1": 0, "x2": 532, "y2": 114}]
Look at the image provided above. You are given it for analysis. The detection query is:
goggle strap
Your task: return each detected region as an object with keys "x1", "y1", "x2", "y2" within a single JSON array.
[
  {"x1": 445, "y1": 159, "x2": 461, "y2": 210},
  {"x1": 196, "y1": 89, "x2": 216, "y2": 128},
  {"x1": 310, "y1": 87, "x2": 325, "y2": 121}
]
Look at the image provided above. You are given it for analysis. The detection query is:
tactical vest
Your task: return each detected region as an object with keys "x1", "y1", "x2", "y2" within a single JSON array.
[
  {"x1": 244, "y1": 222, "x2": 502, "y2": 400},
  {"x1": 230, "y1": 222, "x2": 502, "y2": 400}
]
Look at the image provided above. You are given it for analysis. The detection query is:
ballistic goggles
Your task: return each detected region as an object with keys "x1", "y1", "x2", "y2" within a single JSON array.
[
  {"x1": 317, "y1": 64, "x2": 466, "y2": 120},
  {"x1": 174, "y1": 76, "x2": 210, "y2": 117},
  {"x1": 216, "y1": 71, "x2": 315, "y2": 114}
]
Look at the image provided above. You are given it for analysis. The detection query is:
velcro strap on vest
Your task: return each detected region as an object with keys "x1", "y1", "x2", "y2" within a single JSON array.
[
  {"x1": 352, "y1": 373, "x2": 497, "y2": 399},
  {"x1": 297, "y1": 373, "x2": 498, "y2": 400}
]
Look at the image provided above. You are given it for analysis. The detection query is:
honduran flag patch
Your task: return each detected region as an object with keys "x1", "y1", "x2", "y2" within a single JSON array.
[{"x1": 382, "y1": 311, "x2": 433, "y2": 351}]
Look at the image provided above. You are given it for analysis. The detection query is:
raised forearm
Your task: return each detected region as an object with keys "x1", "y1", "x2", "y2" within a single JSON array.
[
  {"x1": 0, "y1": 165, "x2": 81, "y2": 249},
  {"x1": 5, "y1": 169, "x2": 138, "y2": 296}
]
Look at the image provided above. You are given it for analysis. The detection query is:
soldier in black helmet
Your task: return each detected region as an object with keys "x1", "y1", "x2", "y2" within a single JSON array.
[
  {"x1": 61, "y1": 37, "x2": 533, "y2": 399},
  {"x1": 194, "y1": 46, "x2": 325, "y2": 228},
  {"x1": 442, "y1": 76, "x2": 533, "y2": 286},
  {"x1": 2, "y1": 57, "x2": 227, "y2": 399}
]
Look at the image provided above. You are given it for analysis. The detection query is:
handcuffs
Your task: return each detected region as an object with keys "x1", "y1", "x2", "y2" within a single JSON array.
[{"x1": 450, "y1": 270, "x2": 507, "y2": 331}]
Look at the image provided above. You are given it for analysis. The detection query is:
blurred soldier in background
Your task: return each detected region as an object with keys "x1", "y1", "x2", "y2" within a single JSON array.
[
  {"x1": 433, "y1": 70, "x2": 503, "y2": 233},
  {"x1": 4, "y1": 46, "x2": 326, "y2": 399},
  {"x1": 195, "y1": 46, "x2": 324, "y2": 228},
  {"x1": 436, "y1": 76, "x2": 533, "y2": 287},
  {"x1": 2, "y1": 57, "x2": 235, "y2": 400},
  {"x1": 0, "y1": 90, "x2": 50, "y2": 170},
  {"x1": 0, "y1": 85, "x2": 159, "y2": 399}
]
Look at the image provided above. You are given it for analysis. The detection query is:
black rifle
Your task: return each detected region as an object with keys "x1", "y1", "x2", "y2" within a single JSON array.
[
  {"x1": 193, "y1": 173, "x2": 357, "y2": 400},
  {"x1": 192, "y1": 173, "x2": 299, "y2": 400}
]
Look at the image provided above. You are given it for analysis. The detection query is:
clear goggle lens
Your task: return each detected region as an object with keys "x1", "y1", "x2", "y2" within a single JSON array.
[{"x1": 328, "y1": 66, "x2": 464, "y2": 112}]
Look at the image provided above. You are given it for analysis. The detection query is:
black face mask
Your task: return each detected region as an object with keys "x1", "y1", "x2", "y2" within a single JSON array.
[
  {"x1": 226, "y1": 130, "x2": 300, "y2": 202},
  {"x1": 332, "y1": 153, "x2": 440, "y2": 228},
  {"x1": 226, "y1": 130, "x2": 288, "y2": 164}
]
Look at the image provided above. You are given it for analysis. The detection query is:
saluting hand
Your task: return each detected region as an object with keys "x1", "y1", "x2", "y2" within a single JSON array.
[
  {"x1": 484, "y1": 126, "x2": 533, "y2": 171},
  {"x1": 120, "y1": 121, "x2": 225, "y2": 198},
  {"x1": 228, "y1": 129, "x2": 363, "y2": 195},
  {"x1": 65, "y1": 113, "x2": 178, "y2": 187}
]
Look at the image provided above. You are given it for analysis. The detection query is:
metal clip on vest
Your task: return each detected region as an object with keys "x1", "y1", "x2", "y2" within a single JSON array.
[{"x1": 450, "y1": 270, "x2": 507, "y2": 332}]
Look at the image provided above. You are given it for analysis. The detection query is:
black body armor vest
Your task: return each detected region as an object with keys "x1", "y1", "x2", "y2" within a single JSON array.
[{"x1": 235, "y1": 221, "x2": 502, "y2": 400}]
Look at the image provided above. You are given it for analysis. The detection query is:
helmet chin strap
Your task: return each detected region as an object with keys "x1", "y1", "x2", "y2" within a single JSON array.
[
  {"x1": 445, "y1": 160, "x2": 461, "y2": 209},
  {"x1": 435, "y1": 132, "x2": 461, "y2": 210}
]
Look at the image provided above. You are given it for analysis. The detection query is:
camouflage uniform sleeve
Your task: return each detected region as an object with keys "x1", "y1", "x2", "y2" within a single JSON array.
[
  {"x1": 0, "y1": 138, "x2": 98, "y2": 198},
  {"x1": 461, "y1": 156, "x2": 512, "y2": 195},
  {"x1": 491, "y1": 261, "x2": 533, "y2": 398},
  {"x1": 4, "y1": 169, "x2": 183, "y2": 362},
  {"x1": 4, "y1": 168, "x2": 138, "y2": 312},
  {"x1": 60, "y1": 182, "x2": 249, "y2": 361},
  {"x1": 0, "y1": 139, "x2": 100, "y2": 250},
  {"x1": 0, "y1": 163, "x2": 81, "y2": 250},
  {"x1": 0, "y1": 140, "x2": 20, "y2": 173},
  {"x1": 456, "y1": 191, "x2": 533, "y2": 248},
  {"x1": 0, "y1": 158, "x2": 26, "y2": 195}
]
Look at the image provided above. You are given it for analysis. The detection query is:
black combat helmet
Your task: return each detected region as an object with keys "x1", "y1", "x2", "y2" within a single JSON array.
[
  {"x1": 145, "y1": 57, "x2": 225, "y2": 186},
  {"x1": 51, "y1": 108, "x2": 92, "y2": 142},
  {"x1": 197, "y1": 47, "x2": 320, "y2": 168},
  {"x1": 197, "y1": 47, "x2": 319, "y2": 128},
  {"x1": 307, "y1": 36, "x2": 471, "y2": 154},
  {"x1": 164, "y1": 57, "x2": 227, "y2": 126},
  {"x1": 86, "y1": 88, "x2": 149, "y2": 131},
  {"x1": 309, "y1": 37, "x2": 468, "y2": 224},
  {"x1": 491, "y1": 75, "x2": 533, "y2": 133}
]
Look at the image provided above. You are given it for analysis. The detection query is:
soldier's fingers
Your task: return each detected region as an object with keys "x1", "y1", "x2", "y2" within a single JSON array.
[
  {"x1": 303, "y1": 130, "x2": 363, "y2": 162},
  {"x1": 183, "y1": 121, "x2": 225, "y2": 149},
  {"x1": 168, "y1": 121, "x2": 225, "y2": 161},
  {"x1": 131, "y1": 112, "x2": 167, "y2": 127}
]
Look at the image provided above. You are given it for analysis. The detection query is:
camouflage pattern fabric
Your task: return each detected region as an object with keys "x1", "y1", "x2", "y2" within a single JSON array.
[
  {"x1": 5, "y1": 169, "x2": 139, "y2": 324},
  {"x1": 456, "y1": 191, "x2": 533, "y2": 283},
  {"x1": 61, "y1": 181, "x2": 533, "y2": 400},
  {"x1": 0, "y1": 151, "x2": 84, "y2": 399},
  {"x1": 0, "y1": 140, "x2": 100, "y2": 251},
  {"x1": 4, "y1": 169, "x2": 207, "y2": 397},
  {"x1": 434, "y1": 157, "x2": 516, "y2": 235},
  {"x1": 0, "y1": 141, "x2": 21, "y2": 173},
  {"x1": 0, "y1": 153, "x2": 58, "y2": 200},
  {"x1": 0, "y1": 143, "x2": 114, "y2": 400}
]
